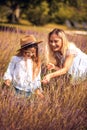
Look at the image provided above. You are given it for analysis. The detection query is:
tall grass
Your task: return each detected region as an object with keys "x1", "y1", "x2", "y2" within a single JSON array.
[{"x1": 0, "y1": 28, "x2": 87, "y2": 130}]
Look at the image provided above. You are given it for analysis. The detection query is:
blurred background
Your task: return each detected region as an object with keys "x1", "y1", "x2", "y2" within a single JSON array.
[
  {"x1": 0, "y1": 0, "x2": 87, "y2": 30},
  {"x1": 0, "y1": 1, "x2": 87, "y2": 130}
]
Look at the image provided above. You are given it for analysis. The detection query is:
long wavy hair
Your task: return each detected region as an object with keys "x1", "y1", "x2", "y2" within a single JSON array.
[
  {"x1": 16, "y1": 44, "x2": 41, "y2": 80},
  {"x1": 47, "y1": 28, "x2": 69, "y2": 67}
]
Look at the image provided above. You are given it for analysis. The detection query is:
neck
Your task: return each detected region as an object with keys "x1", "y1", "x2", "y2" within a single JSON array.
[{"x1": 24, "y1": 57, "x2": 32, "y2": 61}]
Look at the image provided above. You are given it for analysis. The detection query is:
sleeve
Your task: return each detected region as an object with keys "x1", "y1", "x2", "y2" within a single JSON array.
[
  {"x1": 33, "y1": 68, "x2": 42, "y2": 91},
  {"x1": 3, "y1": 56, "x2": 16, "y2": 81},
  {"x1": 66, "y1": 43, "x2": 78, "y2": 56},
  {"x1": 36, "y1": 69, "x2": 41, "y2": 88}
]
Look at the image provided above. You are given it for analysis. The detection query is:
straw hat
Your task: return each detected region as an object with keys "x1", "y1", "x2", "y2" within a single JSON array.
[{"x1": 18, "y1": 35, "x2": 43, "y2": 51}]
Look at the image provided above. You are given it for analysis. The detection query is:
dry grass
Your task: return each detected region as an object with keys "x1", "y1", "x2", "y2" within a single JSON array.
[{"x1": 0, "y1": 28, "x2": 87, "y2": 130}]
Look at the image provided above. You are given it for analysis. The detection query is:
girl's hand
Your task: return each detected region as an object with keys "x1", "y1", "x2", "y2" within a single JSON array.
[
  {"x1": 42, "y1": 74, "x2": 51, "y2": 84},
  {"x1": 4, "y1": 79, "x2": 11, "y2": 87},
  {"x1": 35, "y1": 89, "x2": 44, "y2": 99},
  {"x1": 46, "y1": 63, "x2": 55, "y2": 70}
]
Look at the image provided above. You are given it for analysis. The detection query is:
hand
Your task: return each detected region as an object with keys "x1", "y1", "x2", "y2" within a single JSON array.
[
  {"x1": 47, "y1": 63, "x2": 55, "y2": 70},
  {"x1": 4, "y1": 79, "x2": 11, "y2": 87},
  {"x1": 42, "y1": 74, "x2": 51, "y2": 84},
  {"x1": 35, "y1": 89, "x2": 44, "y2": 99}
]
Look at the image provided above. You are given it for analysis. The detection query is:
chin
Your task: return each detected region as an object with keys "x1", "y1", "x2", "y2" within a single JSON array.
[
  {"x1": 27, "y1": 57, "x2": 31, "y2": 59},
  {"x1": 53, "y1": 48, "x2": 60, "y2": 52}
]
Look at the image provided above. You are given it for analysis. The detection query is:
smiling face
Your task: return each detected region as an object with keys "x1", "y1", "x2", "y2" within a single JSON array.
[
  {"x1": 49, "y1": 34, "x2": 63, "y2": 52},
  {"x1": 23, "y1": 47, "x2": 37, "y2": 60}
]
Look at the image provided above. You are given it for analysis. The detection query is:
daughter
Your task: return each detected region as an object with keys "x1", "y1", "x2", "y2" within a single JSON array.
[{"x1": 4, "y1": 35, "x2": 44, "y2": 98}]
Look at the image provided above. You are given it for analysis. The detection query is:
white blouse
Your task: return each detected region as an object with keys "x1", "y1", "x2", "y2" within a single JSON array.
[
  {"x1": 66, "y1": 43, "x2": 87, "y2": 79},
  {"x1": 4, "y1": 56, "x2": 41, "y2": 92}
]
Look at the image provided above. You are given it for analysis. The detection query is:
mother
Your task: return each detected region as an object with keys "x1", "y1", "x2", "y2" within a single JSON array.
[{"x1": 42, "y1": 28, "x2": 87, "y2": 84}]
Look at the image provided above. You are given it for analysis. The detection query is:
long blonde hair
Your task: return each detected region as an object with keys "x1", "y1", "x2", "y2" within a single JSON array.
[{"x1": 47, "y1": 28, "x2": 69, "y2": 66}]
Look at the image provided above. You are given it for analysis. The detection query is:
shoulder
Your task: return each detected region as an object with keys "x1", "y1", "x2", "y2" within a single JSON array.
[
  {"x1": 68, "y1": 42, "x2": 76, "y2": 49},
  {"x1": 10, "y1": 56, "x2": 22, "y2": 63},
  {"x1": 66, "y1": 42, "x2": 78, "y2": 56}
]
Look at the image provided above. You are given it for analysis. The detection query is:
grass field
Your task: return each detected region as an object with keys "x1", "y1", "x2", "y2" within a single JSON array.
[{"x1": 0, "y1": 25, "x2": 87, "y2": 130}]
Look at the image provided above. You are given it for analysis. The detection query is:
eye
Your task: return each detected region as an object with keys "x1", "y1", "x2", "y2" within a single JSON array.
[
  {"x1": 50, "y1": 40, "x2": 53, "y2": 43},
  {"x1": 24, "y1": 52, "x2": 30, "y2": 54},
  {"x1": 49, "y1": 40, "x2": 59, "y2": 44},
  {"x1": 49, "y1": 40, "x2": 54, "y2": 45},
  {"x1": 54, "y1": 40, "x2": 59, "y2": 43}
]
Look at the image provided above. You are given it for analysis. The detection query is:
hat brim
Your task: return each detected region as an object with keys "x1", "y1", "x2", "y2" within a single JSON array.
[{"x1": 17, "y1": 41, "x2": 43, "y2": 51}]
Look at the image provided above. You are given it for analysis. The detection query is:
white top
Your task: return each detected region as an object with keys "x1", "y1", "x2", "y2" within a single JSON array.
[
  {"x1": 3, "y1": 56, "x2": 41, "y2": 92},
  {"x1": 66, "y1": 43, "x2": 87, "y2": 79},
  {"x1": 66, "y1": 43, "x2": 80, "y2": 56}
]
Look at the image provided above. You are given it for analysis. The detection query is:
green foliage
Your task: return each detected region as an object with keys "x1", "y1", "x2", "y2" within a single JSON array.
[
  {"x1": 0, "y1": 5, "x2": 11, "y2": 21},
  {"x1": 53, "y1": 3, "x2": 75, "y2": 24},
  {"x1": 70, "y1": 4, "x2": 87, "y2": 22},
  {"x1": 26, "y1": 1, "x2": 49, "y2": 25},
  {"x1": 0, "y1": 0, "x2": 87, "y2": 25}
]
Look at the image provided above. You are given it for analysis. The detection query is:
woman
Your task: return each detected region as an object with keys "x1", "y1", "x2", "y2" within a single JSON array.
[
  {"x1": 42, "y1": 28, "x2": 87, "y2": 84},
  {"x1": 4, "y1": 35, "x2": 44, "y2": 98}
]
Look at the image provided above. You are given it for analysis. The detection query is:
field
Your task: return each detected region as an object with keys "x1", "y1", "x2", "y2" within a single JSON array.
[{"x1": 0, "y1": 25, "x2": 87, "y2": 130}]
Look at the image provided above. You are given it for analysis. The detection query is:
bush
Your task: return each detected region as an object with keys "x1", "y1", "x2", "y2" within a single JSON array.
[
  {"x1": 26, "y1": 1, "x2": 49, "y2": 26},
  {"x1": 53, "y1": 3, "x2": 75, "y2": 24}
]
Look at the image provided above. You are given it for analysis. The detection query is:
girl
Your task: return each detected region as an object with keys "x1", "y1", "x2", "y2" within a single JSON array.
[
  {"x1": 4, "y1": 35, "x2": 44, "y2": 98},
  {"x1": 42, "y1": 28, "x2": 87, "y2": 84}
]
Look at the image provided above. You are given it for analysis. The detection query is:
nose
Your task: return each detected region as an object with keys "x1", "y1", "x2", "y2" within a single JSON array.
[
  {"x1": 30, "y1": 53, "x2": 33, "y2": 56},
  {"x1": 51, "y1": 42, "x2": 56, "y2": 46}
]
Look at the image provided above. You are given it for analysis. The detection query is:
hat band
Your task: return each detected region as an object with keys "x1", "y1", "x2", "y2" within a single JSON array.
[{"x1": 21, "y1": 42, "x2": 37, "y2": 49}]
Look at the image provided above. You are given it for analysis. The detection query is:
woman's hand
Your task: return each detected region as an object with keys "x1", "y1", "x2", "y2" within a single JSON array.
[
  {"x1": 42, "y1": 74, "x2": 52, "y2": 84},
  {"x1": 46, "y1": 63, "x2": 56, "y2": 70}
]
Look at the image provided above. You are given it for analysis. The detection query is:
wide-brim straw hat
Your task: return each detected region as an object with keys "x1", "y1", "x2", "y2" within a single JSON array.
[{"x1": 17, "y1": 35, "x2": 43, "y2": 51}]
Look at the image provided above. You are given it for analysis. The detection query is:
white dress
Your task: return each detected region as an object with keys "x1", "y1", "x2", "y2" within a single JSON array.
[
  {"x1": 66, "y1": 43, "x2": 87, "y2": 80},
  {"x1": 3, "y1": 56, "x2": 41, "y2": 92}
]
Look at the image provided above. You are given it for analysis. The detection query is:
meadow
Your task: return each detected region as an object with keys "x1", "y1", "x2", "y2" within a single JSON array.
[{"x1": 0, "y1": 26, "x2": 87, "y2": 130}]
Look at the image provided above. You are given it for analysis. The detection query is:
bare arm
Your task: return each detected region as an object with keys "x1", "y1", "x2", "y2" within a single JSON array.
[
  {"x1": 42, "y1": 54, "x2": 74, "y2": 83},
  {"x1": 50, "y1": 54, "x2": 74, "y2": 78},
  {"x1": 46, "y1": 63, "x2": 60, "y2": 71}
]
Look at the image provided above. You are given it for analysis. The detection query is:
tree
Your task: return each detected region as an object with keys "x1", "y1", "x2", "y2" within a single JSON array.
[
  {"x1": 0, "y1": 0, "x2": 32, "y2": 23},
  {"x1": 26, "y1": 1, "x2": 49, "y2": 25},
  {"x1": 0, "y1": 0, "x2": 87, "y2": 25}
]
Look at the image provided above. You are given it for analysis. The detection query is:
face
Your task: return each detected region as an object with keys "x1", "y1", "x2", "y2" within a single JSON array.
[
  {"x1": 23, "y1": 47, "x2": 36, "y2": 59},
  {"x1": 49, "y1": 34, "x2": 63, "y2": 52}
]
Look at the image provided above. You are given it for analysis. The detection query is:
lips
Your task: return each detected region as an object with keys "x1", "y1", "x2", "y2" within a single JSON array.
[{"x1": 53, "y1": 46, "x2": 59, "y2": 50}]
